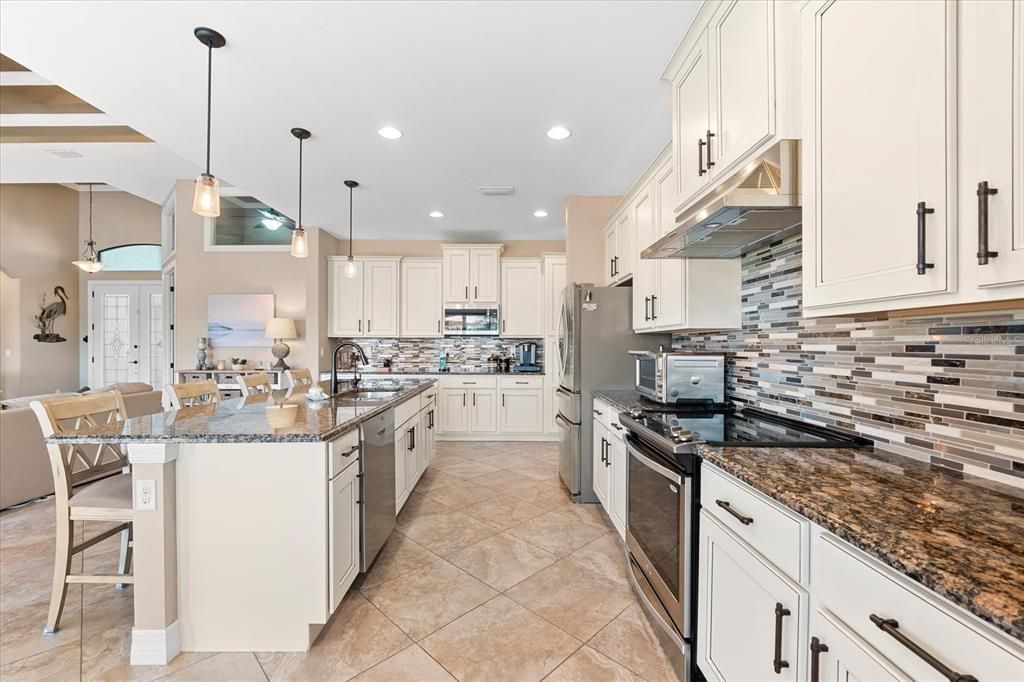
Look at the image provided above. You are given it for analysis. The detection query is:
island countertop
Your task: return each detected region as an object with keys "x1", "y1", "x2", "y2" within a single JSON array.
[{"x1": 46, "y1": 379, "x2": 436, "y2": 445}]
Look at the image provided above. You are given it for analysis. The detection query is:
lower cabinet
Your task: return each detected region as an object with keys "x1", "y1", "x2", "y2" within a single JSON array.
[
  {"x1": 697, "y1": 511, "x2": 805, "y2": 682},
  {"x1": 328, "y1": 459, "x2": 360, "y2": 614},
  {"x1": 590, "y1": 399, "x2": 628, "y2": 539},
  {"x1": 809, "y1": 608, "x2": 905, "y2": 682},
  {"x1": 438, "y1": 389, "x2": 469, "y2": 433},
  {"x1": 436, "y1": 377, "x2": 550, "y2": 440},
  {"x1": 607, "y1": 436, "x2": 627, "y2": 535},
  {"x1": 499, "y1": 388, "x2": 544, "y2": 433},
  {"x1": 592, "y1": 421, "x2": 610, "y2": 507},
  {"x1": 468, "y1": 389, "x2": 498, "y2": 434}
]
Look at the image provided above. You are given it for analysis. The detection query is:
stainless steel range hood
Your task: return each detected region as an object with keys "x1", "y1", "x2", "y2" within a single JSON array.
[{"x1": 642, "y1": 140, "x2": 801, "y2": 259}]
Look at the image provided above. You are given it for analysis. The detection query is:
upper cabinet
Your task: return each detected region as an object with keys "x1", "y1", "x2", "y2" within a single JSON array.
[
  {"x1": 442, "y1": 244, "x2": 503, "y2": 305},
  {"x1": 500, "y1": 259, "x2": 543, "y2": 337},
  {"x1": 603, "y1": 211, "x2": 634, "y2": 286},
  {"x1": 801, "y1": 0, "x2": 1024, "y2": 316},
  {"x1": 401, "y1": 258, "x2": 443, "y2": 337},
  {"x1": 328, "y1": 257, "x2": 400, "y2": 338},
  {"x1": 667, "y1": 0, "x2": 792, "y2": 212},
  {"x1": 541, "y1": 253, "x2": 566, "y2": 337}
]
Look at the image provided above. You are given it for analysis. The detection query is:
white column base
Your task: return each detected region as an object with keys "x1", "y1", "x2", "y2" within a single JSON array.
[{"x1": 130, "y1": 620, "x2": 181, "y2": 665}]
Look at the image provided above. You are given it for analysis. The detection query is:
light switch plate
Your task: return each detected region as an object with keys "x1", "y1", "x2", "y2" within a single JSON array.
[{"x1": 135, "y1": 480, "x2": 157, "y2": 510}]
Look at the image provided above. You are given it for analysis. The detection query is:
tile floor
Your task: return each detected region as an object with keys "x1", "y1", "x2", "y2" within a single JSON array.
[{"x1": 0, "y1": 441, "x2": 683, "y2": 681}]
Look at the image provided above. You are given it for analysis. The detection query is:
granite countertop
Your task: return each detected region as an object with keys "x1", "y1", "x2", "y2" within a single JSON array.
[
  {"x1": 592, "y1": 387, "x2": 1024, "y2": 641},
  {"x1": 47, "y1": 379, "x2": 436, "y2": 445},
  {"x1": 323, "y1": 368, "x2": 545, "y2": 376}
]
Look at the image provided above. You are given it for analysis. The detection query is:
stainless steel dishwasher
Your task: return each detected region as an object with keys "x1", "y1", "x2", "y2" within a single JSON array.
[{"x1": 359, "y1": 408, "x2": 396, "y2": 571}]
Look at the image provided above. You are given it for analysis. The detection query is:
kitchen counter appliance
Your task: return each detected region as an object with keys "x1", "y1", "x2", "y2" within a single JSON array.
[
  {"x1": 358, "y1": 408, "x2": 396, "y2": 571},
  {"x1": 443, "y1": 306, "x2": 499, "y2": 336},
  {"x1": 630, "y1": 351, "x2": 725, "y2": 404},
  {"x1": 556, "y1": 284, "x2": 669, "y2": 502}
]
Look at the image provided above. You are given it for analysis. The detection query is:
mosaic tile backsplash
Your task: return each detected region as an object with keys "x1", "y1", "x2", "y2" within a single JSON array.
[
  {"x1": 672, "y1": 234, "x2": 1024, "y2": 486},
  {"x1": 327, "y1": 337, "x2": 545, "y2": 372}
]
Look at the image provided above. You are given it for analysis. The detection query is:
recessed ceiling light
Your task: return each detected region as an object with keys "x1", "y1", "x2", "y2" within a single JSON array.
[
  {"x1": 429, "y1": 211, "x2": 444, "y2": 218},
  {"x1": 533, "y1": 210, "x2": 549, "y2": 218},
  {"x1": 378, "y1": 126, "x2": 403, "y2": 140},
  {"x1": 546, "y1": 126, "x2": 571, "y2": 141}
]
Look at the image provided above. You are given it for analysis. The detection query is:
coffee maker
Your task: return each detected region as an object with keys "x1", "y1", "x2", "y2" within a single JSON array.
[{"x1": 513, "y1": 342, "x2": 540, "y2": 372}]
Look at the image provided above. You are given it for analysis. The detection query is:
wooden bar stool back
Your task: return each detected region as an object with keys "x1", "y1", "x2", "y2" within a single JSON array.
[
  {"x1": 284, "y1": 368, "x2": 313, "y2": 389},
  {"x1": 29, "y1": 391, "x2": 134, "y2": 634},
  {"x1": 237, "y1": 372, "x2": 272, "y2": 397},
  {"x1": 167, "y1": 379, "x2": 221, "y2": 409}
]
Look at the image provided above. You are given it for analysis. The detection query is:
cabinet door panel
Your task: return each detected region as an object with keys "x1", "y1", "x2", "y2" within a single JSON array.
[
  {"x1": 444, "y1": 248, "x2": 471, "y2": 303},
  {"x1": 608, "y1": 436, "x2": 626, "y2": 538},
  {"x1": 591, "y1": 421, "x2": 609, "y2": 507},
  {"x1": 438, "y1": 389, "x2": 468, "y2": 433},
  {"x1": 501, "y1": 261, "x2": 543, "y2": 337},
  {"x1": 653, "y1": 159, "x2": 686, "y2": 330},
  {"x1": 500, "y1": 389, "x2": 544, "y2": 433},
  {"x1": 329, "y1": 260, "x2": 364, "y2": 337},
  {"x1": 603, "y1": 223, "x2": 618, "y2": 285},
  {"x1": 616, "y1": 211, "x2": 634, "y2": 282},
  {"x1": 394, "y1": 427, "x2": 409, "y2": 506},
  {"x1": 470, "y1": 249, "x2": 500, "y2": 303},
  {"x1": 710, "y1": 0, "x2": 774, "y2": 175},
  {"x1": 632, "y1": 186, "x2": 656, "y2": 331},
  {"x1": 810, "y1": 609, "x2": 905, "y2": 682},
  {"x1": 364, "y1": 260, "x2": 399, "y2": 337},
  {"x1": 329, "y1": 463, "x2": 359, "y2": 612},
  {"x1": 698, "y1": 512, "x2": 803, "y2": 682},
  {"x1": 805, "y1": 0, "x2": 953, "y2": 307},
  {"x1": 673, "y1": 30, "x2": 712, "y2": 207},
  {"x1": 469, "y1": 389, "x2": 498, "y2": 433},
  {"x1": 401, "y1": 260, "x2": 443, "y2": 337},
  {"x1": 543, "y1": 257, "x2": 567, "y2": 337}
]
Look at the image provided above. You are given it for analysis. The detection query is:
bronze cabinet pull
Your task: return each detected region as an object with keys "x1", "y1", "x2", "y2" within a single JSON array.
[
  {"x1": 977, "y1": 181, "x2": 999, "y2": 265},
  {"x1": 773, "y1": 602, "x2": 791, "y2": 674},
  {"x1": 715, "y1": 499, "x2": 753, "y2": 525},
  {"x1": 870, "y1": 614, "x2": 977, "y2": 682},
  {"x1": 916, "y1": 201, "x2": 936, "y2": 274}
]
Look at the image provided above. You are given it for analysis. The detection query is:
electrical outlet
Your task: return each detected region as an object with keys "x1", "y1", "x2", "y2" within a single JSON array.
[{"x1": 135, "y1": 480, "x2": 157, "y2": 511}]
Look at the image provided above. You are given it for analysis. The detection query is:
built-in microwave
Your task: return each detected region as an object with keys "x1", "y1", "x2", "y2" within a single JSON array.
[
  {"x1": 629, "y1": 351, "x2": 725, "y2": 404},
  {"x1": 443, "y1": 307, "x2": 500, "y2": 336}
]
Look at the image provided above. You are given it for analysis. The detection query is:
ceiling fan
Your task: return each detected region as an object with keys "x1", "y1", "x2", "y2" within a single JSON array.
[{"x1": 252, "y1": 208, "x2": 294, "y2": 231}]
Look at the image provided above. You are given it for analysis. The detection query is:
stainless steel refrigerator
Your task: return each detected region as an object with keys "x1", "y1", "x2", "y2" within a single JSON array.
[{"x1": 555, "y1": 284, "x2": 670, "y2": 503}]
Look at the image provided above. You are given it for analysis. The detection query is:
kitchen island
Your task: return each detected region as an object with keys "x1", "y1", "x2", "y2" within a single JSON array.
[{"x1": 47, "y1": 379, "x2": 437, "y2": 665}]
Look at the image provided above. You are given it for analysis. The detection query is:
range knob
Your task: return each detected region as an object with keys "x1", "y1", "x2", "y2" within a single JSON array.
[
  {"x1": 670, "y1": 426, "x2": 694, "y2": 443},
  {"x1": 628, "y1": 407, "x2": 644, "y2": 419}
]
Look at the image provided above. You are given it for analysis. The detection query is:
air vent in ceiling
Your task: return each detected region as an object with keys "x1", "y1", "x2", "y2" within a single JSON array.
[
  {"x1": 478, "y1": 186, "x2": 515, "y2": 196},
  {"x1": 45, "y1": 149, "x2": 84, "y2": 159}
]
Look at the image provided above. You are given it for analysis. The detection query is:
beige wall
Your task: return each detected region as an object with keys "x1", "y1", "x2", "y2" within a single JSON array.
[
  {"x1": 172, "y1": 180, "x2": 310, "y2": 372},
  {"x1": 565, "y1": 195, "x2": 620, "y2": 286},
  {"x1": 0, "y1": 271, "x2": 21, "y2": 398},
  {"x1": 77, "y1": 190, "x2": 162, "y2": 386},
  {"x1": 0, "y1": 184, "x2": 81, "y2": 397},
  {"x1": 342, "y1": 239, "x2": 564, "y2": 258},
  {"x1": 311, "y1": 229, "x2": 341, "y2": 372}
]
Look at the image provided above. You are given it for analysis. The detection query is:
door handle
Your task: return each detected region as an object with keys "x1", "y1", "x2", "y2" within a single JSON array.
[
  {"x1": 650, "y1": 295, "x2": 657, "y2": 320},
  {"x1": 437, "y1": 320, "x2": 441, "y2": 333},
  {"x1": 600, "y1": 438, "x2": 607, "y2": 464},
  {"x1": 474, "y1": 285, "x2": 478, "y2": 299},
  {"x1": 613, "y1": 256, "x2": 619, "y2": 276},
  {"x1": 644, "y1": 296, "x2": 650, "y2": 321},
  {"x1": 977, "y1": 181, "x2": 999, "y2": 265},
  {"x1": 130, "y1": 360, "x2": 139, "y2": 365},
  {"x1": 462, "y1": 393, "x2": 466, "y2": 407},
  {"x1": 341, "y1": 445, "x2": 359, "y2": 458},
  {"x1": 358, "y1": 319, "x2": 362, "y2": 333},
  {"x1": 367, "y1": 319, "x2": 371, "y2": 333},
  {"x1": 809, "y1": 637, "x2": 828, "y2": 682},
  {"x1": 705, "y1": 130, "x2": 715, "y2": 169},
  {"x1": 916, "y1": 201, "x2": 935, "y2": 275},
  {"x1": 502, "y1": 394, "x2": 505, "y2": 407},
  {"x1": 465, "y1": 285, "x2": 468, "y2": 299},
  {"x1": 408, "y1": 426, "x2": 416, "y2": 451},
  {"x1": 697, "y1": 138, "x2": 706, "y2": 176},
  {"x1": 472, "y1": 392, "x2": 476, "y2": 407},
  {"x1": 773, "y1": 603, "x2": 790, "y2": 674},
  {"x1": 869, "y1": 614, "x2": 977, "y2": 682}
]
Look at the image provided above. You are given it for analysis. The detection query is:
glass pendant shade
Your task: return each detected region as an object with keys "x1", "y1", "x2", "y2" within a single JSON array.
[
  {"x1": 73, "y1": 249, "x2": 106, "y2": 273},
  {"x1": 193, "y1": 173, "x2": 221, "y2": 217},
  {"x1": 343, "y1": 256, "x2": 358, "y2": 278},
  {"x1": 290, "y1": 227, "x2": 309, "y2": 258}
]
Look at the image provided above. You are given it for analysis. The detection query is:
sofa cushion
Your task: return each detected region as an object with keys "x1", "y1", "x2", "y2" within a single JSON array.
[
  {"x1": 88, "y1": 383, "x2": 153, "y2": 396},
  {"x1": 1, "y1": 392, "x2": 80, "y2": 411}
]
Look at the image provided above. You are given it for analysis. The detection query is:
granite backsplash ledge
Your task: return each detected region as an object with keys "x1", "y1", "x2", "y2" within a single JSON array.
[
  {"x1": 672, "y1": 234, "x2": 1024, "y2": 486},
  {"x1": 327, "y1": 336, "x2": 544, "y2": 372}
]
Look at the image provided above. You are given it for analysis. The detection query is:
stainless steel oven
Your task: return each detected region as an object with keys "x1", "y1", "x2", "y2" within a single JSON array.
[
  {"x1": 443, "y1": 307, "x2": 499, "y2": 336},
  {"x1": 624, "y1": 433, "x2": 694, "y2": 646},
  {"x1": 628, "y1": 352, "x2": 725, "y2": 404}
]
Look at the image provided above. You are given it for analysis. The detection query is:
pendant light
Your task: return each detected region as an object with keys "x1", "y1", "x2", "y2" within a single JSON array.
[
  {"x1": 343, "y1": 180, "x2": 359, "y2": 278},
  {"x1": 73, "y1": 184, "x2": 106, "y2": 273},
  {"x1": 290, "y1": 127, "x2": 311, "y2": 258},
  {"x1": 192, "y1": 27, "x2": 226, "y2": 218}
]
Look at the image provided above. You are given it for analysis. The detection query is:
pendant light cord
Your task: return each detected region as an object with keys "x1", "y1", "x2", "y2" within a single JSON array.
[
  {"x1": 348, "y1": 184, "x2": 354, "y2": 258},
  {"x1": 88, "y1": 183, "x2": 93, "y2": 243},
  {"x1": 205, "y1": 43, "x2": 212, "y2": 175},
  {"x1": 297, "y1": 137, "x2": 303, "y2": 230}
]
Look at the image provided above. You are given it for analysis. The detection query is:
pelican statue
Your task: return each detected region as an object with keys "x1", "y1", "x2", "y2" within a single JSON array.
[{"x1": 34, "y1": 286, "x2": 69, "y2": 342}]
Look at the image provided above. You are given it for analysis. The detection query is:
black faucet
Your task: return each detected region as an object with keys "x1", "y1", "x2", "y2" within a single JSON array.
[{"x1": 331, "y1": 341, "x2": 369, "y2": 395}]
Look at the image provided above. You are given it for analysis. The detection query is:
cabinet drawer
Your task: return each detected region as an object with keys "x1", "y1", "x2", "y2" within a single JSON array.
[
  {"x1": 394, "y1": 395, "x2": 421, "y2": 427},
  {"x1": 500, "y1": 376, "x2": 543, "y2": 390},
  {"x1": 419, "y1": 387, "x2": 437, "y2": 411},
  {"x1": 329, "y1": 429, "x2": 360, "y2": 478},
  {"x1": 591, "y1": 399, "x2": 621, "y2": 433},
  {"x1": 814, "y1": 532, "x2": 1024, "y2": 681},
  {"x1": 701, "y1": 465, "x2": 806, "y2": 583},
  {"x1": 439, "y1": 375, "x2": 497, "y2": 389}
]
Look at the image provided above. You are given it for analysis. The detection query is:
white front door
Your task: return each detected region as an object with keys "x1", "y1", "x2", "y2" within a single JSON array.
[{"x1": 91, "y1": 283, "x2": 163, "y2": 389}]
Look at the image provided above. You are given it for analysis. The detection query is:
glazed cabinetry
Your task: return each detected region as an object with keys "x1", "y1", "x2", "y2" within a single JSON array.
[
  {"x1": 591, "y1": 398, "x2": 627, "y2": 539},
  {"x1": 442, "y1": 244, "x2": 503, "y2": 305},
  {"x1": 328, "y1": 257, "x2": 400, "y2": 337}
]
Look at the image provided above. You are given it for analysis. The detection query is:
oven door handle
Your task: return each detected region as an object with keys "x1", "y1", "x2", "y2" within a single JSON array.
[{"x1": 627, "y1": 440, "x2": 682, "y2": 485}]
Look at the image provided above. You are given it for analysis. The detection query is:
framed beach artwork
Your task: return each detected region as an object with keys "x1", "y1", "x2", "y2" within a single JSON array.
[{"x1": 207, "y1": 294, "x2": 274, "y2": 347}]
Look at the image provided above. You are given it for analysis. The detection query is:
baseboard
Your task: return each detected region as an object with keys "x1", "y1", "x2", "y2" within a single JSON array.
[
  {"x1": 436, "y1": 434, "x2": 558, "y2": 442},
  {"x1": 130, "y1": 620, "x2": 181, "y2": 665}
]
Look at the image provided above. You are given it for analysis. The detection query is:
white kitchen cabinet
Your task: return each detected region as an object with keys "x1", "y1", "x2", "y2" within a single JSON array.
[
  {"x1": 438, "y1": 389, "x2": 469, "y2": 434},
  {"x1": 500, "y1": 259, "x2": 543, "y2": 337},
  {"x1": 541, "y1": 253, "x2": 566, "y2": 337},
  {"x1": 499, "y1": 387, "x2": 544, "y2": 434},
  {"x1": 632, "y1": 181, "x2": 657, "y2": 330},
  {"x1": 420, "y1": 404, "x2": 436, "y2": 468},
  {"x1": 801, "y1": 1, "x2": 955, "y2": 312},
  {"x1": 401, "y1": 258, "x2": 443, "y2": 337},
  {"x1": 962, "y1": 0, "x2": 1024, "y2": 289},
  {"x1": 591, "y1": 399, "x2": 627, "y2": 538},
  {"x1": 809, "y1": 608, "x2": 906, "y2": 682},
  {"x1": 395, "y1": 416, "x2": 421, "y2": 512},
  {"x1": 607, "y1": 435, "x2": 627, "y2": 537},
  {"x1": 671, "y1": 28, "x2": 712, "y2": 207},
  {"x1": 603, "y1": 210, "x2": 635, "y2": 286},
  {"x1": 592, "y1": 420, "x2": 610, "y2": 508},
  {"x1": 328, "y1": 257, "x2": 400, "y2": 337},
  {"x1": 603, "y1": 221, "x2": 619, "y2": 286},
  {"x1": 442, "y1": 244, "x2": 503, "y2": 305},
  {"x1": 328, "y1": 458, "x2": 359, "y2": 613},
  {"x1": 468, "y1": 388, "x2": 498, "y2": 434},
  {"x1": 697, "y1": 511, "x2": 805, "y2": 682}
]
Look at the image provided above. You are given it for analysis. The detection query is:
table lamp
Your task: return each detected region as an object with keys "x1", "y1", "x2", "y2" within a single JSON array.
[{"x1": 265, "y1": 318, "x2": 298, "y2": 370}]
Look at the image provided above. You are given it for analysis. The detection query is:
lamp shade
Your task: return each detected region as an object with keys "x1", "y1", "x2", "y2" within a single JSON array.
[{"x1": 265, "y1": 317, "x2": 297, "y2": 340}]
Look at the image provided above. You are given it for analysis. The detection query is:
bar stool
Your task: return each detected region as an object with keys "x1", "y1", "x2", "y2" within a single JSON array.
[
  {"x1": 237, "y1": 373, "x2": 272, "y2": 397},
  {"x1": 167, "y1": 379, "x2": 221, "y2": 409}
]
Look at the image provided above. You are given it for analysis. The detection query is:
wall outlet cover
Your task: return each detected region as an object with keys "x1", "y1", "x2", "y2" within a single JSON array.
[{"x1": 135, "y1": 480, "x2": 157, "y2": 511}]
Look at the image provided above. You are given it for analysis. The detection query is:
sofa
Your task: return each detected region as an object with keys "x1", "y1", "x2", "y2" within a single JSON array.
[{"x1": 0, "y1": 383, "x2": 164, "y2": 509}]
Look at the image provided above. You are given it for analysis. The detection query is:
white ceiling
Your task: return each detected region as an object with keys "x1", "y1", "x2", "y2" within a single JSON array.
[{"x1": 0, "y1": 1, "x2": 700, "y2": 240}]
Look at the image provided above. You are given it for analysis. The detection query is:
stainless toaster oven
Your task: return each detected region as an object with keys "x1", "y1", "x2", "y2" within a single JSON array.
[{"x1": 628, "y1": 351, "x2": 725, "y2": 404}]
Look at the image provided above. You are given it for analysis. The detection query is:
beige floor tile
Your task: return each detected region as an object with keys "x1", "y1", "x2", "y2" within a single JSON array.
[
  {"x1": 589, "y1": 604, "x2": 685, "y2": 682},
  {"x1": 0, "y1": 640, "x2": 80, "y2": 681},
  {"x1": 351, "y1": 644, "x2": 455, "y2": 681},
  {"x1": 361, "y1": 561, "x2": 497, "y2": 641},
  {"x1": 0, "y1": 584, "x2": 83, "y2": 666},
  {"x1": 495, "y1": 454, "x2": 537, "y2": 470},
  {"x1": 257, "y1": 592, "x2": 411, "y2": 680},
  {"x1": 158, "y1": 652, "x2": 266, "y2": 681},
  {"x1": 397, "y1": 510, "x2": 500, "y2": 556},
  {"x1": 447, "y1": 532, "x2": 558, "y2": 591},
  {"x1": 568, "y1": 533, "x2": 631, "y2": 588},
  {"x1": 514, "y1": 459, "x2": 560, "y2": 481},
  {"x1": 469, "y1": 469, "x2": 536, "y2": 491},
  {"x1": 545, "y1": 645, "x2": 645, "y2": 682},
  {"x1": 358, "y1": 535, "x2": 441, "y2": 590},
  {"x1": 551, "y1": 499, "x2": 615, "y2": 531},
  {"x1": 504, "y1": 480, "x2": 572, "y2": 510},
  {"x1": 396, "y1": 493, "x2": 452, "y2": 530},
  {"x1": 459, "y1": 495, "x2": 548, "y2": 531},
  {"x1": 428, "y1": 454, "x2": 475, "y2": 469},
  {"x1": 412, "y1": 469, "x2": 464, "y2": 493},
  {"x1": 421, "y1": 480, "x2": 499, "y2": 510},
  {"x1": 504, "y1": 554, "x2": 634, "y2": 640},
  {"x1": 433, "y1": 461, "x2": 503, "y2": 480},
  {"x1": 505, "y1": 511, "x2": 607, "y2": 557},
  {"x1": 420, "y1": 595, "x2": 581, "y2": 682},
  {"x1": 80, "y1": 625, "x2": 214, "y2": 681}
]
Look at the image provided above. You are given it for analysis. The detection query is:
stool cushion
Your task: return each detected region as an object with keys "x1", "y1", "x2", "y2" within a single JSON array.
[{"x1": 70, "y1": 474, "x2": 132, "y2": 510}]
